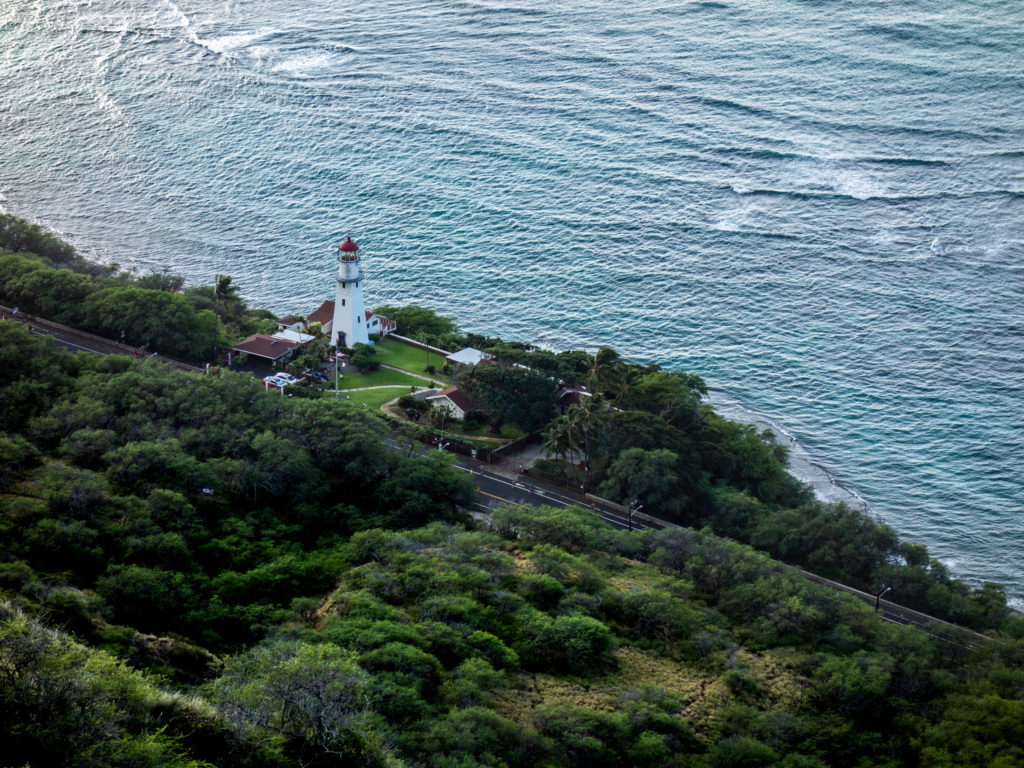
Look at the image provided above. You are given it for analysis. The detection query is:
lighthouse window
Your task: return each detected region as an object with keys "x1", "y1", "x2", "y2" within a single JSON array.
[{"x1": 342, "y1": 299, "x2": 345, "y2": 306}]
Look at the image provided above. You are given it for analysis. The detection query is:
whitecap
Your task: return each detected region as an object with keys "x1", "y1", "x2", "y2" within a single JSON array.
[
  {"x1": 199, "y1": 30, "x2": 267, "y2": 56},
  {"x1": 160, "y1": 0, "x2": 201, "y2": 45},
  {"x1": 271, "y1": 51, "x2": 335, "y2": 76}
]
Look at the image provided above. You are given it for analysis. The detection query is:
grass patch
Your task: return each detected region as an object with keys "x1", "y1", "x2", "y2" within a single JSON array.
[
  {"x1": 335, "y1": 367, "x2": 426, "y2": 388},
  {"x1": 457, "y1": 423, "x2": 528, "y2": 439},
  {"x1": 374, "y1": 337, "x2": 448, "y2": 376},
  {"x1": 338, "y1": 387, "x2": 410, "y2": 410},
  {"x1": 488, "y1": 646, "x2": 715, "y2": 727}
]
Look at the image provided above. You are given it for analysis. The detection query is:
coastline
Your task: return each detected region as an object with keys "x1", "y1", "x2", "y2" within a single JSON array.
[
  {"x1": 707, "y1": 389, "x2": 1022, "y2": 613},
  {"x1": 706, "y1": 389, "x2": 871, "y2": 512}
]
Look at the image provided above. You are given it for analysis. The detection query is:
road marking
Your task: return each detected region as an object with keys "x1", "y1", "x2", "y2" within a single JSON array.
[{"x1": 475, "y1": 489, "x2": 522, "y2": 506}]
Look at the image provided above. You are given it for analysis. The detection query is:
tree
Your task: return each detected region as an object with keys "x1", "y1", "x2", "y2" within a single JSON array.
[
  {"x1": 585, "y1": 347, "x2": 623, "y2": 395},
  {"x1": 375, "y1": 452, "x2": 474, "y2": 528},
  {"x1": 244, "y1": 430, "x2": 326, "y2": 505},
  {"x1": 457, "y1": 364, "x2": 557, "y2": 433},
  {"x1": 564, "y1": 394, "x2": 608, "y2": 488},
  {"x1": 0, "y1": 605, "x2": 217, "y2": 768},
  {"x1": 0, "y1": 212, "x2": 85, "y2": 269},
  {"x1": 516, "y1": 614, "x2": 615, "y2": 674},
  {"x1": 598, "y1": 447, "x2": 685, "y2": 518},
  {"x1": 628, "y1": 370, "x2": 707, "y2": 428},
  {"x1": 541, "y1": 416, "x2": 582, "y2": 484},
  {"x1": 209, "y1": 639, "x2": 391, "y2": 767},
  {"x1": 373, "y1": 305, "x2": 458, "y2": 344}
]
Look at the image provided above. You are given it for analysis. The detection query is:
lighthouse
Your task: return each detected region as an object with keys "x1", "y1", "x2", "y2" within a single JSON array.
[{"x1": 330, "y1": 235, "x2": 369, "y2": 348}]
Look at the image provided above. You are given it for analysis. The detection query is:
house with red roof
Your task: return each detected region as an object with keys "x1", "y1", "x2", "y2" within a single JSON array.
[
  {"x1": 425, "y1": 386, "x2": 477, "y2": 421},
  {"x1": 231, "y1": 334, "x2": 300, "y2": 364}
]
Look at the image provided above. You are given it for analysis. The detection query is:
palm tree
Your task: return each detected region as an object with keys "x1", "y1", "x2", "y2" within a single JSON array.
[
  {"x1": 210, "y1": 274, "x2": 238, "y2": 363},
  {"x1": 213, "y1": 274, "x2": 239, "y2": 304},
  {"x1": 586, "y1": 347, "x2": 623, "y2": 396},
  {"x1": 611, "y1": 365, "x2": 643, "y2": 409},
  {"x1": 565, "y1": 393, "x2": 607, "y2": 490},
  {"x1": 542, "y1": 416, "x2": 582, "y2": 485}
]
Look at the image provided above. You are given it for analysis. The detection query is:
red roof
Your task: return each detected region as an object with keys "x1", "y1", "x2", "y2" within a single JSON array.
[
  {"x1": 428, "y1": 386, "x2": 476, "y2": 414},
  {"x1": 307, "y1": 300, "x2": 335, "y2": 326},
  {"x1": 365, "y1": 310, "x2": 373, "y2": 321},
  {"x1": 231, "y1": 334, "x2": 299, "y2": 361},
  {"x1": 556, "y1": 384, "x2": 590, "y2": 408},
  {"x1": 339, "y1": 236, "x2": 359, "y2": 253}
]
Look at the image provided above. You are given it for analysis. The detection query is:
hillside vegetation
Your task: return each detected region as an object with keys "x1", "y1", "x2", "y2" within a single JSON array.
[{"x1": 0, "y1": 219, "x2": 1021, "y2": 766}]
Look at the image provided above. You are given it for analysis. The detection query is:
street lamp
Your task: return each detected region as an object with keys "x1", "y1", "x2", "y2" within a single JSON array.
[
  {"x1": 628, "y1": 499, "x2": 644, "y2": 532},
  {"x1": 874, "y1": 585, "x2": 892, "y2": 612}
]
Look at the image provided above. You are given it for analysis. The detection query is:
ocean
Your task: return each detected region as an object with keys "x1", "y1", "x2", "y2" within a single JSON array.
[{"x1": 1, "y1": 0, "x2": 1021, "y2": 606}]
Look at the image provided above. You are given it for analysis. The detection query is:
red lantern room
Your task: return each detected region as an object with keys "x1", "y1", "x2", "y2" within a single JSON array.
[{"x1": 338, "y1": 236, "x2": 359, "y2": 262}]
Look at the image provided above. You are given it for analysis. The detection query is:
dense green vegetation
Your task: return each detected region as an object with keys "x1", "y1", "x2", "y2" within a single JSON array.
[
  {"x1": 456, "y1": 363, "x2": 559, "y2": 432},
  {"x1": 0, "y1": 213, "x2": 273, "y2": 362},
  {"x1": 1, "y1": 222, "x2": 1022, "y2": 766},
  {"x1": 0, "y1": 323, "x2": 472, "y2": 652},
  {"x1": 373, "y1": 304, "x2": 464, "y2": 351}
]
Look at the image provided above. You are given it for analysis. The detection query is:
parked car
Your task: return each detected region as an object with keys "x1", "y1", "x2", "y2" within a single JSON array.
[
  {"x1": 263, "y1": 375, "x2": 286, "y2": 388},
  {"x1": 274, "y1": 372, "x2": 299, "y2": 385}
]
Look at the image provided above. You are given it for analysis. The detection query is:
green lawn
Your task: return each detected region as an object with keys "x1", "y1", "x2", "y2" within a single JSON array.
[
  {"x1": 334, "y1": 367, "x2": 426, "y2": 389},
  {"x1": 374, "y1": 337, "x2": 450, "y2": 377},
  {"x1": 338, "y1": 387, "x2": 410, "y2": 410},
  {"x1": 457, "y1": 423, "x2": 528, "y2": 439}
]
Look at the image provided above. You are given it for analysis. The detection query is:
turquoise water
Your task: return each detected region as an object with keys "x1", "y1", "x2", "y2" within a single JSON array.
[{"x1": 1, "y1": 0, "x2": 1022, "y2": 605}]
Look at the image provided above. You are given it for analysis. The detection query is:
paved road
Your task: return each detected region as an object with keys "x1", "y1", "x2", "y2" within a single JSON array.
[
  {"x1": 385, "y1": 436, "x2": 658, "y2": 531},
  {"x1": 3, "y1": 304, "x2": 201, "y2": 372}
]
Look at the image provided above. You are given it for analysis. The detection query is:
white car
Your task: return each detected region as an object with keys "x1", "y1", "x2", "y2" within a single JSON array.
[
  {"x1": 263, "y1": 375, "x2": 286, "y2": 388},
  {"x1": 274, "y1": 372, "x2": 300, "y2": 385}
]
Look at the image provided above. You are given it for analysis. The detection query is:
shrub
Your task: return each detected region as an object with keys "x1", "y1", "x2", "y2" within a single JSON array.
[
  {"x1": 516, "y1": 613, "x2": 615, "y2": 675},
  {"x1": 350, "y1": 343, "x2": 380, "y2": 372}
]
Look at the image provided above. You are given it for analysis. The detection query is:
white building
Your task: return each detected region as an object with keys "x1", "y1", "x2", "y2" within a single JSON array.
[
  {"x1": 445, "y1": 347, "x2": 493, "y2": 368},
  {"x1": 328, "y1": 235, "x2": 368, "y2": 348}
]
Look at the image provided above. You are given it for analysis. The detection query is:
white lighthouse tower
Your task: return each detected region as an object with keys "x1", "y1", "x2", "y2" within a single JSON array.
[{"x1": 330, "y1": 235, "x2": 369, "y2": 348}]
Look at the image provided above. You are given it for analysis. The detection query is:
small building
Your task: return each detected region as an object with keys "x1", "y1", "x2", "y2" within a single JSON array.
[
  {"x1": 373, "y1": 312, "x2": 397, "y2": 336},
  {"x1": 276, "y1": 314, "x2": 304, "y2": 332},
  {"x1": 426, "y1": 386, "x2": 476, "y2": 421},
  {"x1": 231, "y1": 334, "x2": 300, "y2": 364},
  {"x1": 445, "y1": 347, "x2": 492, "y2": 368},
  {"x1": 555, "y1": 383, "x2": 591, "y2": 415}
]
